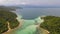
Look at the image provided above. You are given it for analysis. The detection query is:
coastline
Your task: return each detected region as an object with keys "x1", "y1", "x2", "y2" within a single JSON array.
[
  {"x1": 39, "y1": 16, "x2": 50, "y2": 34},
  {"x1": 2, "y1": 18, "x2": 23, "y2": 34},
  {"x1": 39, "y1": 27, "x2": 50, "y2": 34},
  {"x1": 36, "y1": 16, "x2": 50, "y2": 34},
  {"x1": 3, "y1": 16, "x2": 50, "y2": 34}
]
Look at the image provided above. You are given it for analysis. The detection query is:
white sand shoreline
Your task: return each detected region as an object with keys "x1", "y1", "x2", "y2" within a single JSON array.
[
  {"x1": 3, "y1": 16, "x2": 50, "y2": 34},
  {"x1": 2, "y1": 18, "x2": 23, "y2": 34}
]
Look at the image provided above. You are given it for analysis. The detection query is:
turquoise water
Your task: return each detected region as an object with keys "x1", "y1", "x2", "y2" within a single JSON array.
[
  {"x1": 9, "y1": 8, "x2": 60, "y2": 34},
  {"x1": 8, "y1": 15, "x2": 43, "y2": 34}
]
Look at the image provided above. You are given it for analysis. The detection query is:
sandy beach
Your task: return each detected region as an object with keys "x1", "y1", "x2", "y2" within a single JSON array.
[
  {"x1": 3, "y1": 16, "x2": 50, "y2": 34},
  {"x1": 2, "y1": 19, "x2": 24, "y2": 34}
]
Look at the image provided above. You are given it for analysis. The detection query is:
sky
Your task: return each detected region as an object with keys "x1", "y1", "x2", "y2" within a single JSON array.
[{"x1": 0, "y1": 0, "x2": 60, "y2": 6}]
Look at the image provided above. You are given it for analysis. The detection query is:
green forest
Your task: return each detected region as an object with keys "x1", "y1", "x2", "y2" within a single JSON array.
[
  {"x1": 0, "y1": 6, "x2": 19, "y2": 34},
  {"x1": 40, "y1": 16, "x2": 60, "y2": 34}
]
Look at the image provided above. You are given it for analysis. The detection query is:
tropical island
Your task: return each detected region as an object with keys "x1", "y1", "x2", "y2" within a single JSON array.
[
  {"x1": 40, "y1": 16, "x2": 60, "y2": 34},
  {"x1": 0, "y1": 6, "x2": 19, "y2": 34},
  {"x1": 0, "y1": 6, "x2": 60, "y2": 34}
]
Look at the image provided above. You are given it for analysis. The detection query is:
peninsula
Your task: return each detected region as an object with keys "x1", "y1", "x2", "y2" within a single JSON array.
[
  {"x1": 0, "y1": 6, "x2": 19, "y2": 34},
  {"x1": 40, "y1": 16, "x2": 60, "y2": 34}
]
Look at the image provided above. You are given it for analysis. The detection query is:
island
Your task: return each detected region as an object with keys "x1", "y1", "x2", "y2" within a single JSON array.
[
  {"x1": 0, "y1": 6, "x2": 19, "y2": 34},
  {"x1": 1, "y1": 6, "x2": 60, "y2": 34},
  {"x1": 40, "y1": 16, "x2": 60, "y2": 34}
]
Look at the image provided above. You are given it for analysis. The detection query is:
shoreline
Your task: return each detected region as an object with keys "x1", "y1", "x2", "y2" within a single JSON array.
[
  {"x1": 2, "y1": 18, "x2": 23, "y2": 34},
  {"x1": 3, "y1": 16, "x2": 50, "y2": 34},
  {"x1": 39, "y1": 16, "x2": 50, "y2": 34},
  {"x1": 39, "y1": 27, "x2": 50, "y2": 34}
]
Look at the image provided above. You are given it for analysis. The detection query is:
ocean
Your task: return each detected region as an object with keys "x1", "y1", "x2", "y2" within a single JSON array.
[
  {"x1": 15, "y1": 8, "x2": 60, "y2": 19},
  {"x1": 4, "y1": 8, "x2": 60, "y2": 34}
]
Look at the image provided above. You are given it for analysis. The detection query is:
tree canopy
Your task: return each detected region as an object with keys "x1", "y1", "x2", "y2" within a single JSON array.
[
  {"x1": 40, "y1": 16, "x2": 60, "y2": 34},
  {"x1": 0, "y1": 6, "x2": 19, "y2": 33}
]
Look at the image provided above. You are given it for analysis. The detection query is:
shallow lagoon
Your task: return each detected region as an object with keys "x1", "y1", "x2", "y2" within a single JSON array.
[
  {"x1": 4, "y1": 8, "x2": 60, "y2": 34},
  {"x1": 10, "y1": 16, "x2": 43, "y2": 34}
]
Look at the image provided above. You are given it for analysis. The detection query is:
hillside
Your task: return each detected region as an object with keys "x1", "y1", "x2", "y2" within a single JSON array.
[
  {"x1": 40, "y1": 16, "x2": 60, "y2": 34},
  {"x1": 0, "y1": 7, "x2": 19, "y2": 34}
]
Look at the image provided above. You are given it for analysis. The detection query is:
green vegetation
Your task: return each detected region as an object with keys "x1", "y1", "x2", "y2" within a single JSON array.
[
  {"x1": 0, "y1": 18, "x2": 8, "y2": 33},
  {"x1": 40, "y1": 16, "x2": 60, "y2": 34},
  {"x1": 0, "y1": 6, "x2": 16, "y2": 11},
  {"x1": 0, "y1": 6, "x2": 19, "y2": 33},
  {"x1": 9, "y1": 19, "x2": 19, "y2": 29}
]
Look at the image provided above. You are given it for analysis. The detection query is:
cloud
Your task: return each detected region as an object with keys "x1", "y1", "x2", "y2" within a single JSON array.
[{"x1": 0, "y1": 0, "x2": 60, "y2": 6}]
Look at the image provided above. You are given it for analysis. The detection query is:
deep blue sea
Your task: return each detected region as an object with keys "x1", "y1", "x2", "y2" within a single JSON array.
[{"x1": 14, "y1": 8, "x2": 60, "y2": 19}]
